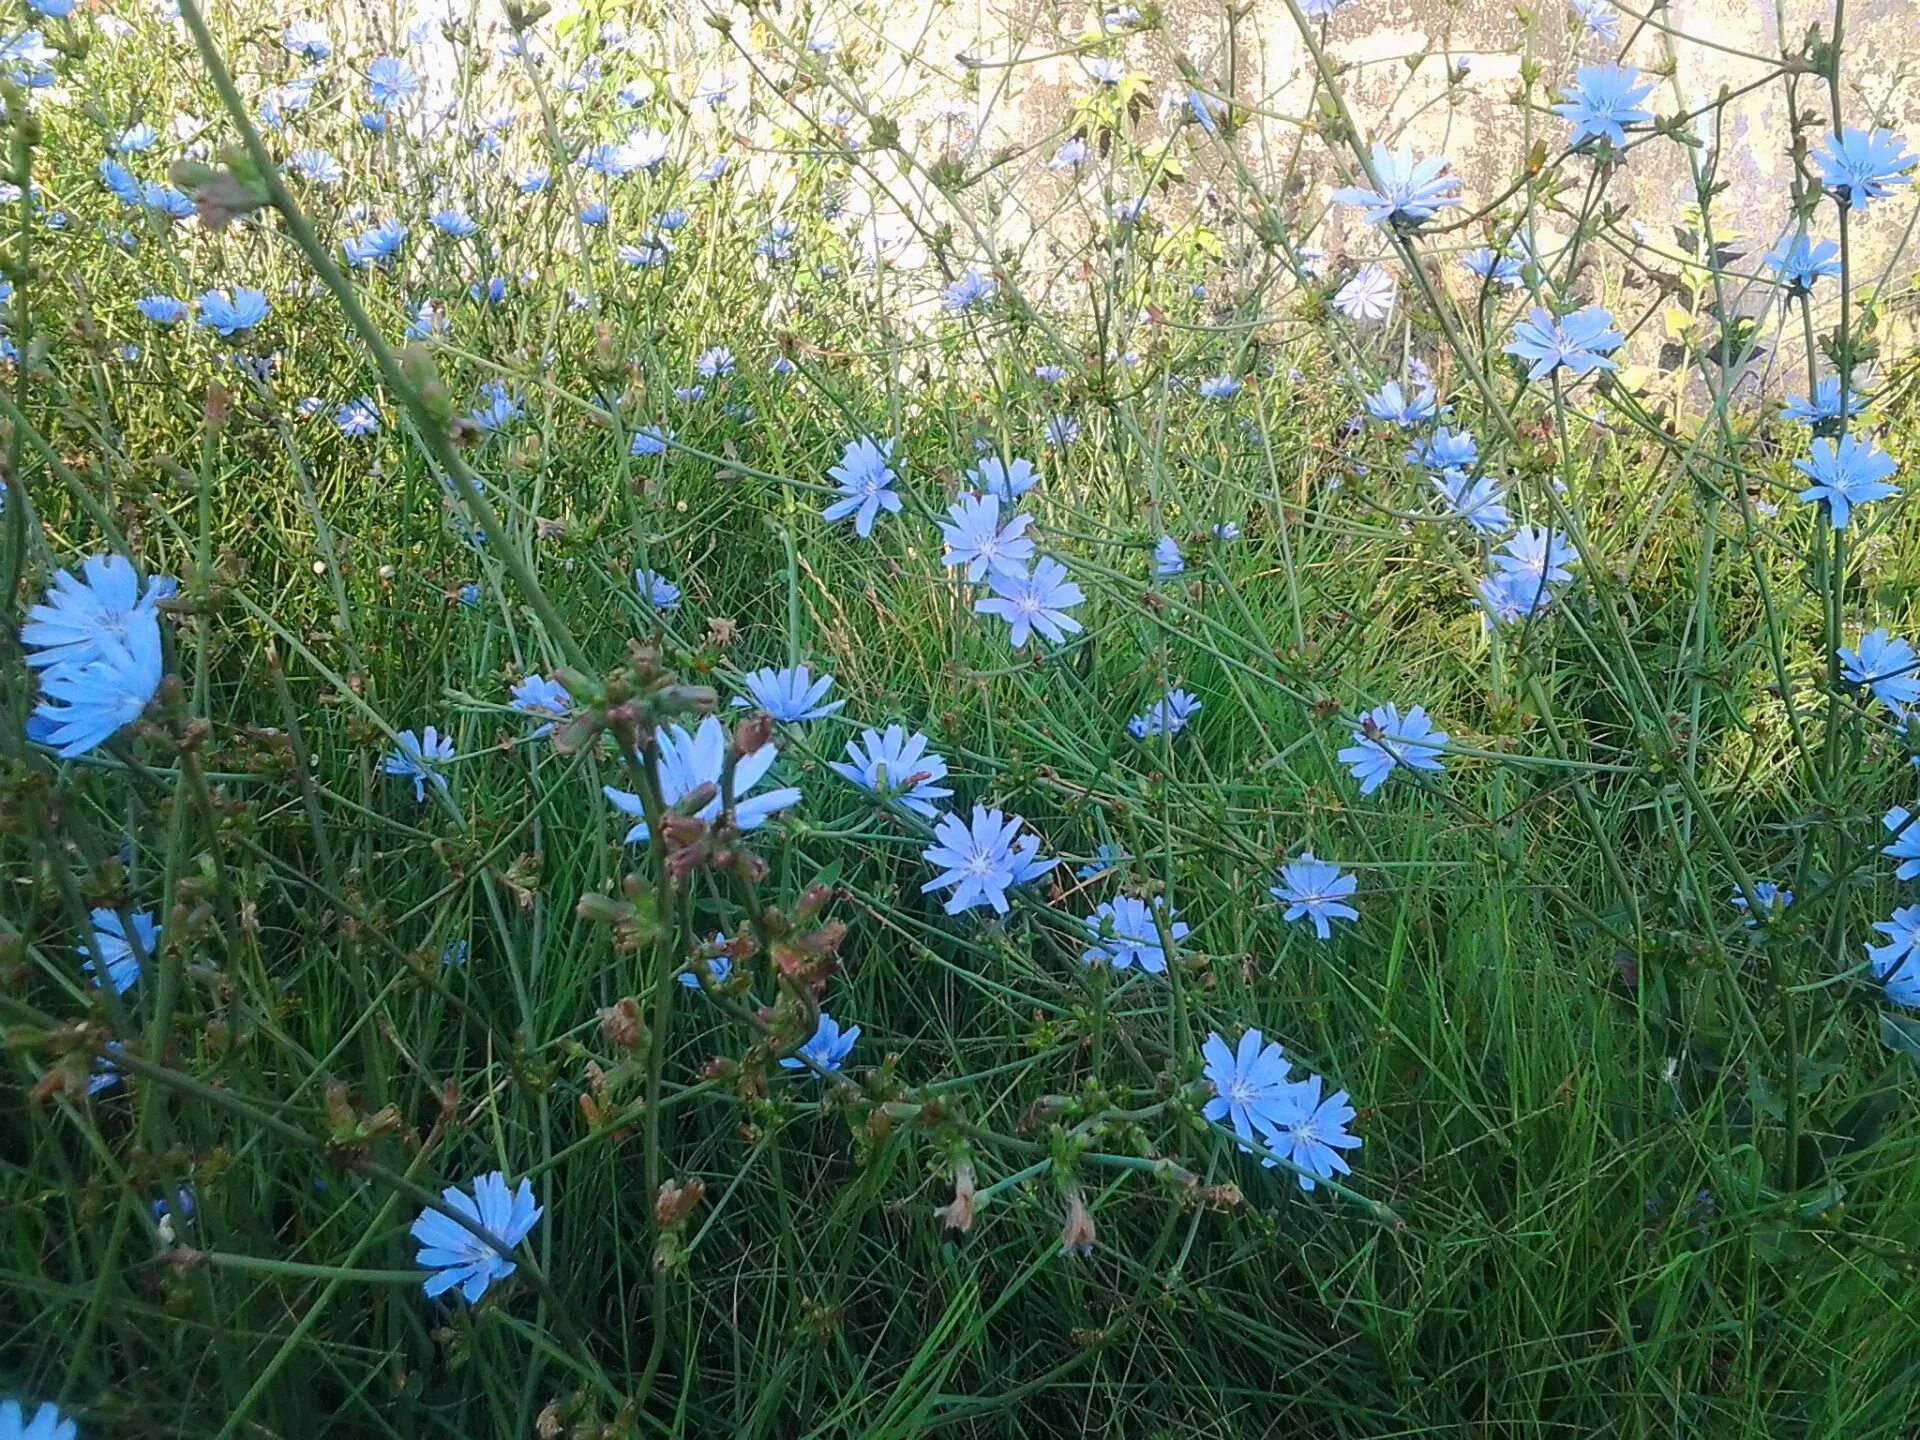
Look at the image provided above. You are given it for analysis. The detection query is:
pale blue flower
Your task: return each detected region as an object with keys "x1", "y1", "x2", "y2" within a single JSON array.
[
  {"x1": 1408, "y1": 426, "x2": 1478, "y2": 478},
  {"x1": 1812, "y1": 128, "x2": 1916, "y2": 210},
  {"x1": 1838, "y1": 628, "x2": 1920, "y2": 715},
  {"x1": 196, "y1": 287, "x2": 269, "y2": 335},
  {"x1": 1867, "y1": 904, "x2": 1920, "y2": 1006},
  {"x1": 1365, "y1": 380, "x2": 1440, "y2": 427},
  {"x1": 1185, "y1": 85, "x2": 1225, "y2": 132},
  {"x1": 1553, "y1": 63, "x2": 1656, "y2": 149},
  {"x1": 88, "y1": 1041, "x2": 125, "y2": 1095},
  {"x1": 942, "y1": 268, "x2": 996, "y2": 311},
  {"x1": 635, "y1": 568, "x2": 681, "y2": 610},
  {"x1": 1493, "y1": 526, "x2": 1577, "y2": 587},
  {"x1": 466, "y1": 380, "x2": 521, "y2": 432},
  {"x1": 140, "y1": 182, "x2": 193, "y2": 220},
  {"x1": 1883, "y1": 808, "x2": 1920, "y2": 881},
  {"x1": 1085, "y1": 57, "x2": 1126, "y2": 85},
  {"x1": 99, "y1": 157, "x2": 143, "y2": 206},
  {"x1": 1477, "y1": 569, "x2": 1556, "y2": 626},
  {"x1": 939, "y1": 493, "x2": 1035, "y2": 581},
  {"x1": 1433, "y1": 473, "x2": 1511, "y2": 534},
  {"x1": 755, "y1": 219, "x2": 796, "y2": 260},
  {"x1": 630, "y1": 424, "x2": 674, "y2": 457},
  {"x1": 1044, "y1": 414, "x2": 1081, "y2": 447},
  {"x1": 0, "y1": 1401, "x2": 76, "y2": 1440},
  {"x1": 968, "y1": 455, "x2": 1040, "y2": 504},
  {"x1": 829, "y1": 725, "x2": 952, "y2": 818},
  {"x1": 431, "y1": 208, "x2": 479, "y2": 237},
  {"x1": 510, "y1": 673, "x2": 571, "y2": 734},
  {"x1": 1462, "y1": 247, "x2": 1525, "y2": 287},
  {"x1": 921, "y1": 805, "x2": 1053, "y2": 914},
  {"x1": 604, "y1": 714, "x2": 800, "y2": 844},
  {"x1": 1153, "y1": 536, "x2": 1185, "y2": 577},
  {"x1": 1795, "y1": 434, "x2": 1899, "y2": 530},
  {"x1": 385, "y1": 726, "x2": 454, "y2": 801},
  {"x1": 1781, "y1": 378, "x2": 1865, "y2": 427},
  {"x1": 290, "y1": 148, "x2": 342, "y2": 184},
  {"x1": 780, "y1": 1012, "x2": 859, "y2": 1074},
  {"x1": 1764, "y1": 232, "x2": 1840, "y2": 294},
  {"x1": 694, "y1": 345, "x2": 735, "y2": 379},
  {"x1": 404, "y1": 300, "x2": 447, "y2": 340},
  {"x1": 138, "y1": 294, "x2": 187, "y2": 325},
  {"x1": 1198, "y1": 374, "x2": 1242, "y2": 400},
  {"x1": 679, "y1": 935, "x2": 733, "y2": 989},
  {"x1": 1338, "y1": 703, "x2": 1449, "y2": 794},
  {"x1": 1332, "y1": 265, "x2": 1395, "y2": 323},
  {"x1": 1202, "y1": 1028, "x2": 1302, "y2": 1153},
  {"x1": 1043, "y1": 139, "x2": 1087, "y2": 171},
  {"x1": 976, "y1": 557, "x2": 1085, "y2": 648},
  {"x1": 733, "y1": 664, "x2": 843, "y2": 722},
  {"x1": 1503, "y1": 305, "x2": 1622, "y2": 380},
  {"x1": 1082, "y1": 894, "x2": 1188, "y2": 973},
  {"x1": 282, "y1": 20, "x2": 331, "y2": 59},
  {"x1": 1269, "y1": 853, "x2": 1358, "y2": 939},
  {"x1": 620, "y1": 128, "x2": 670, "y2": 172},
  {"x1": 1128, "y1": 689, "x2": 1201, "y2": 739},
  {"x1": 113, "y1": 122, "x2": 158, "y2": 153},
  {"x1": 22, "y1": 554, "x2": 173, "y2": 673},
  {"x1": 334, "y1": 396, "x2": 379, "y2": 436},
  {"x1": 822, "y1": 435, "x2": 901, "y2": 538},
  {"x1": 0, "y1": 29, "x2": 56, "y2": 89},
  {"x1": 1730, "y1": 881, "x2": 1792, "y2": 925},
  {"x1": 1264, "y1": 1074, "x2": 1361, "y2": 1191},
  {"x1": 344, "y1": 218, "x2": 407, "y2": 267},
  {"x1": 1075, "y1": 843, "x2": 1129, "y2": 880},
  {"x1": 79, "y1": 907, "x2": 159, "y2": 993},
  {"x1": 366, "y1": 55, "x2": 420, "y2": 110},
  {"x1": 1567, "y1": 0, "x2": 1617, "y2": 39},
  {"x1": 410, "y1": 1171, "x2": 541, "y2": 1303},
  {"x1": 1330, "y1": 144, "x2": 1461, "y2": 226}
]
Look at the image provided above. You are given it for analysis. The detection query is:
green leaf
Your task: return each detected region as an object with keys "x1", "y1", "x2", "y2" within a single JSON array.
[{"x1": 1878, "y1": 1012, "x2": 1920, "y2": 1063}]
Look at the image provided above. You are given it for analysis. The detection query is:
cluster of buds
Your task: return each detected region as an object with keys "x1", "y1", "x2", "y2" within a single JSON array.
[
  {"x1": 656, "y1": 713, "x2": 771, "y2": 882},
  {"x1": 575, "y1": 875, "x2": 661, "y2": 955},
  {"x1": 651, "y1": 1177, "x2": 705, "y2": 1270},
  {"x1": 758, "y1": 882, "x2": 845, "y2": 988},
  {"x1": 549, "y1": 644, "x2": 716, "y2": 759},
  {"x1": 577, "y1": 1060, "x2": 635, "y2": 1139},
  {"x1": 165, "y1": 147, "x2": 272, "y2": 230},
  {"x1": 322, "y1": 1081, "x2": 415, "y2": 1167}
]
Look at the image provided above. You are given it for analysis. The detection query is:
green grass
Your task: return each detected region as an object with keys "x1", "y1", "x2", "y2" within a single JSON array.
[{"x1": 5, "y1": 1, "x2": 1920, "y2": 1435}]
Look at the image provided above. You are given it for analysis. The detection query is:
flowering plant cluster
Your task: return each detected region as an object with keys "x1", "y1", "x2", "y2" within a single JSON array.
[{"x1": 4, "y1": 0, "x2": 1920, "y2": 1432}]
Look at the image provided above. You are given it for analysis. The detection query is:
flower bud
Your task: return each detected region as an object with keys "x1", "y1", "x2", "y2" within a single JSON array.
[
  {"x1": 654, "y1": 1177, "x2": 705, "y2": 1229},
  {"x1": 733, "y1": 711, "x2": 774, "y2": 757},
  {"x1": 597, "y1": 997, "x2": 644, "y2": 1049}
]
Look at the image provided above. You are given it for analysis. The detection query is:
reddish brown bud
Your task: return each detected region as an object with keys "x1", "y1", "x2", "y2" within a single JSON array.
[
  {"x1": 598, "y1": 997, "x2": 644, "y2": 1049},
  {"x1": 733, "y1": 711, "x2": 774, "y2": 756},
  {"x1": 659, "y1": 810, "x2": 709, "y2": 847},
  {"x1": 654, "y1": 1177, "x2": 705, "y2": 1228}
]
